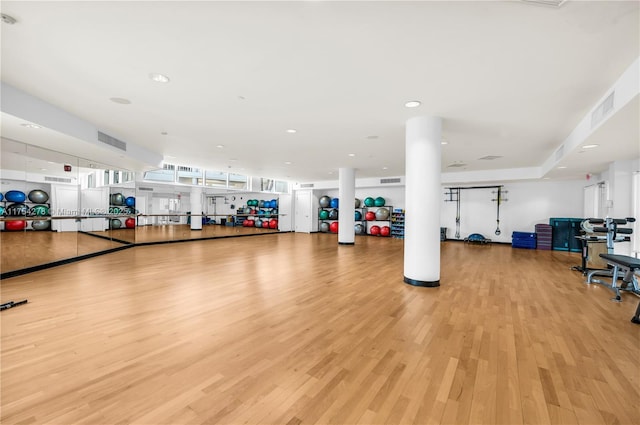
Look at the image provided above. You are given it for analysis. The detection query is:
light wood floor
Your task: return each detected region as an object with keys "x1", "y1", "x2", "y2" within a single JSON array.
[{"x1": 1, "y1": 234, "x2": 639, "y2": 425}]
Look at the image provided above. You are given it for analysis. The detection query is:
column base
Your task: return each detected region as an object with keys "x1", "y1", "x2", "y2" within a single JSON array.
[
  {"x1": 404, "y1": 276, "x2": 440, "y2": 287},
  {"x1": 338, "y1": 242, "x2": 355, "y2": 245}
]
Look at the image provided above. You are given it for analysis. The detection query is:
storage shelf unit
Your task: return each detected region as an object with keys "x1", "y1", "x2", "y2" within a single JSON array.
[
  {"x1": 550, "y1": 217, "x2": 583, "y2": 252},
  {"x1": 390, "y1": 209, "x2": 405, "y2": 239},
  {"x1": 363, "y1": 206, "x2": 392, "y2": 236}
]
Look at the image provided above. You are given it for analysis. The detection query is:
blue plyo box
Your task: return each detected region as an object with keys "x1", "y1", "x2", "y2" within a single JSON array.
[{"x1": 512, "y1": 231, "x2": 536, "y2": 249}]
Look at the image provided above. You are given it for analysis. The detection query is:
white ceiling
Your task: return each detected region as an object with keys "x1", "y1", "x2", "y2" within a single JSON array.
[{"x1": 1, "y1": 1, "x2": 638, "y2": 183}]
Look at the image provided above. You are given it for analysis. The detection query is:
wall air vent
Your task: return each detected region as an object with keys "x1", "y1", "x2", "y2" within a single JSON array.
[
  {"x1": 137, "y1": 187, "x2": 154, "y2": 191},
  {"x1": 97, "y1": 131, "x2": 127, "y2": 151},
  {"x1": 591, "y1": 91, "x2": 615, "y2": 129},
  {"x1": 478, "y1": 155, "x2": 502, "y2": 160},
  {"x1": 44, "y1": 176, "x2": 72, "y2": 183},
  {"x1": 300, "y1": 183, "x2": 314, "y2": 188},
  {"x1": 380, "y1": 178, "x2": 401, "y2": 184},
  {"x1": 447, "y1": 163, "x2": 467, "y2": 168}
]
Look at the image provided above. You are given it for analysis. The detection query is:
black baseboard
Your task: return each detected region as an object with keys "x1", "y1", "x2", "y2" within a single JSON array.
[{"x1": 404, "y1": 276, "x2": 440, "y2": 287}]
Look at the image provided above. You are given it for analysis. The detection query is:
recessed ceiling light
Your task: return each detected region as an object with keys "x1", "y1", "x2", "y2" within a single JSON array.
[
  {"x1": 161, "y1": 132, "x2": 168, "y2": 136},
  {"x1": 557, "y1": 166, "x2": 567, "y2": 169},
  {"x1": 328, "y1": 171, "x2": 334, "y2": 175},
  {"x1": 110, "y1": 97, "x2": 131, "y2": 104},
  {"x1": 149, "y1": 73, "x2": 170, "y2": 83},
  {"x1": 405, "y1": 100, "x2": 421, "y2": 108},
  {"x1": 216, "y1": 144, "x2": 225, "y2": 149},
  {"x1": 382, "y1": 166, "x2": 388, "y2": 170},
  {"x1": 229, "y1": 158, "x2": 238, "y2": 162},
  {"x1": 284, "y1": 161, "x2": 292, "y2": 165},
  {"x1": 582, "y1": 144, "x2": 599, "y2": 149},
  {"x1": 165, "y1": 155, "x2": 176, "y2": 159},
  {"x1": 348, "y1": 153, "x2": 356, "y2": 157},
  {"x1": 286, "y1": 129, "x2": 297, "y2": 134},
  {"x1": 21, "y1": 123, "x2": 41, "y2": 129},
  {"x1": 47, "y1": 161, "x2": 55, "y2": 164},
  {"x1": 39, "y1": 168, "x2": 47, "y2": 171},
  {"x1": 441, "y1": 140, "x2": 448, "y2": 145}
]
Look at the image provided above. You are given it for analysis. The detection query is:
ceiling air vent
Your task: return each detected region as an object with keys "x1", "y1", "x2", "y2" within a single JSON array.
[
  {"x1": 300, "y1": 183, "x2": 314, "y2": 188},
  {"x1": 591, "y1": 91, "x2": 615, "y2": 129},
  {"x1": 447, "y1": 163, "x2": 467, "y2": 168},
  {"x1": 478, "y1": 155, "x2": 502, "y2": 160},
  {"x1": 380, "y1": 178, "x2": 401, "y2": 184},
  {"x1": 138, "y1": 187, "x2": 154, "y2": 191},
  {"x1": 44, "y1": 176, "x2": 72, "y2": 183},
  {"x1": 97, "y1": 131, "x2": 127, "y2": 151}
]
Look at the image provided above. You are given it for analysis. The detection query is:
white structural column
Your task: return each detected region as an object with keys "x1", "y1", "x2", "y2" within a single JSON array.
[
  {"x1": 190, "y1": 186, "x2": 203, "y2": 231},
  {"x1": 338, "y1": 167, "x2": 356, "y2": 245},
  {"x1": 404, "y1": 116, "x2": 442, "y2": 286}
]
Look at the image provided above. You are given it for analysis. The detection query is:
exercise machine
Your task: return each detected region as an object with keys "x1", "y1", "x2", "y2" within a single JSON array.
[
  {"x1": 444, "y1": 185, "x2": 508, "y2": 239},
  {"x1": 585, "y1": 217, "x2": 639, "y2": 303}
]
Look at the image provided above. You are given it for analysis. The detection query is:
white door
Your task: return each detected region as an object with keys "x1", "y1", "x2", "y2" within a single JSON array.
[
  {"x1": 80, "y1": 187, "x2": 108, "y2": 231},
  {"x1": 294, "y1": 190, "x2": 312, "y2": 233},
  {"x1": 51, "y1": 185, "x2": 80, "y2": 232},
  {"x1": 278, "y1": 193, "x2": 292, "y2": 231}
]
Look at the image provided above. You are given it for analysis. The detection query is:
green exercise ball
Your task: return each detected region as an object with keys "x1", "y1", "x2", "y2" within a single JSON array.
[
  {"x1": 374, "y1": 197, "x2": 386, "y2": 207},
  {"x1": 364, "y1": 197, "x2": 375, "y2": 207},
  {"x1": 319, "y1": 210, "x2": 329, "y2": 220}
]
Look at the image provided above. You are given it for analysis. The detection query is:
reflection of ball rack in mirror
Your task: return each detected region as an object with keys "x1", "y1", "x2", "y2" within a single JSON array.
[{"x1": 1, "y1": 189, "x2": 52, "y2": 232}]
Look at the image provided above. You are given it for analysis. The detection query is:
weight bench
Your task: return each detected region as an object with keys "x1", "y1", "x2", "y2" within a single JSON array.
[{"x1": 587, "y1": 254, "x2": 640, "y2": 303}]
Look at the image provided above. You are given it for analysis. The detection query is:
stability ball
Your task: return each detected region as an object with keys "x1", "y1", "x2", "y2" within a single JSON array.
[
  {"x1": 328, "y1": 209, "x2": 339, "y2": 220},
  {"x1": 242, "y1": 220, "x2": 249, "y2": 227},
  {"x1": 0, "y1": 193, "x2": 3, "y2": 202},
  {"x1": 355, "y1": 198, "x2": 361, "y2": 208},
  {"x1": 355, "y1": 211, "x2": 362, "y2": 221},
  {"x1": 32, "y1": 220, "x2": 51, "y2": 231},
  {"x1": 269, "y1": 219, "x2": 278, "y2": 229},
  {"x1": 246, "y1": 220, "x2": 255, "y2": 227},
  {"x1": 28, "y1": 189, "x2": 49, "y2": 204},
  {"x1": 365, "y1": 211, "x2": 376, "y2": 221},
  {"x1": 330, "y1": 198, "x2": 339, "y2": 209},
  {"x1": 329, "y1": 222, "x2": 339, "y2": 233},
  {"x1": 364, "y1": 197, "x2": 375, "y2": 207},
  {"x1": 355, "y1": 223, "x2": 365, "y2": 234},
  {"x1": 0, "y1": 206, "x2": 4, "y2": 216},
  {"x1": 6, "y1": 203, "x2": 28, "y2": 216},
  {"x1": 259, "y1": 200, "x2": 265, "y2": 208},
  {"x1": 111, "y1": 193, "x2": 125, "y2": 206},
  {"x1": 319, "y1": 196, "x2": 331, "y2": 208},
  {"x1": 29, "y1": 205, "x2": 50, "y2": 216},
  {"x1": 5, "y1": 190, "x2": 26, "y2": 203},
  {"x1": 374, "y1": 197, "x2": 386, "y2": 207},
  {"x1": 375, "y1": 208, "x2": 390, "y2": 220},
  {"x1": 5, "y1": 220, "x2": 26, "y2": 231},
  {"x1": 380, "y1": 226, "x2": 391, "y2": 237},
  {"x1": 319, "y1": 222, "x2": 330, "y2": 232},
  {"x1": 271, "y1": 199, "x2": 278, "y2": 208},
  {"x1": 125, "y1": 196, "x2": 136, "y2": 207},
  {"x1": 125, "y1": 217, "x2": 136, "y2": 228},
  {"x1": 244, "y1": 207, "x2": 252, "y2": 214},
  {"x1": 110, "y1": 219, "x2": 122, "y2": 229},
  {"x1": 370, "y1": 225, "x2": 381, "y2": 236},
  {"x1": 319, "y1": 210, "x2": 329, "y2": 220},
  {"x1": 255, "y1": 219, "x2": 263, "y2": 228}
]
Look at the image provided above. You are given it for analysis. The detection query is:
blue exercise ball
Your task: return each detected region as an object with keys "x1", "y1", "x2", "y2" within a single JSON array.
[
  {"x1": 28, "y1": 189, "x2": 49, "y2": 204},
  {"x1": 355, "y1": 211, "x2": 362, "y2": 221},
  {"x1": 0, "y1": 193, "x2": 3, "y2": 201},
  {"x1": 270, "y1": 199, "x2": 278, "y2": 208},
  {"x1": 5, "y1": 190, "x2": 26, "y2": 203},
  {"x1": 125, "y1": 196, "x2": 136, "y2": 207},
  {"x1": 319, "y1": 196, "x2": 331, "y2": 208},
  {"x1": 330, "y1": 198, "x2": 339, "y2": 209}
]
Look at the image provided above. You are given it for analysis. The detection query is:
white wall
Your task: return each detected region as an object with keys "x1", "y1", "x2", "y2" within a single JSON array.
[{"x1": 441, "y1": 180, "x2": 585, "y2": 243}]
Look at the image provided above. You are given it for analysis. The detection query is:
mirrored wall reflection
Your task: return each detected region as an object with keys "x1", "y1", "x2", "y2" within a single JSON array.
[{"x1": 1, "y1": 139, "x2": 134, "y2": 275}]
